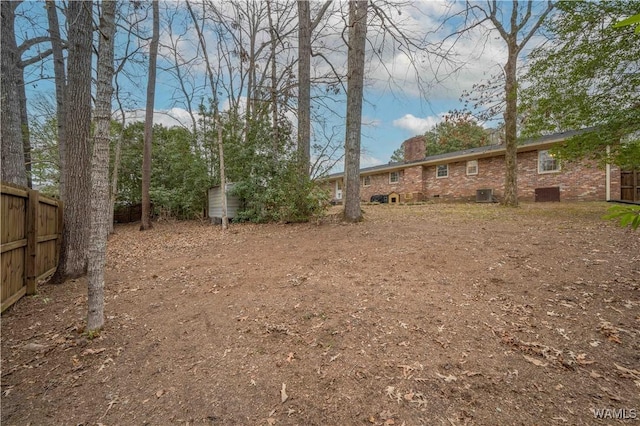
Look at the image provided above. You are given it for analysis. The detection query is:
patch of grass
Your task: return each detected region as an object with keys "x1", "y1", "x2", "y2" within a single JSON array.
[
  {"x1": 85, "y1": 329, "x2": 101, "y2": 340},
  {"x1": 31, "y1": 294, "x2": 52, "y2": 304}
]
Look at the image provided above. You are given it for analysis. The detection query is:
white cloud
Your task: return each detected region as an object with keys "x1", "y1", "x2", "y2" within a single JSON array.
[
  {"x1": 392, "y1": 114, "x2": 443, "y2": 134},
  {"x1": 362, "y1": 116, "x2": 382, "y2": 127},
  {"x1": 121, "y1": 108, "x2": 197, "y2": 129},
  {"x1": 360, "y1": 152, "x2": 384, "y2": 168}
]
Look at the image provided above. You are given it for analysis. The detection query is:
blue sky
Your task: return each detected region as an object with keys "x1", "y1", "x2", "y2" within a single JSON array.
[{"x1": 18, "y1": 1, "x2": 551, "y2": 174}]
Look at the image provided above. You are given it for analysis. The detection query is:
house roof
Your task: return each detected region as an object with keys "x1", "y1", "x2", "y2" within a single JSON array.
[{"x1": 323, "y1": 128, "x2": 596, "y2": 180}]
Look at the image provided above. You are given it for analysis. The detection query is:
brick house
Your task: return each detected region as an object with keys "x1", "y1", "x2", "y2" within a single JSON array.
[{"x1": 324, "y1": 130, "x2": 626, "y2": 203}]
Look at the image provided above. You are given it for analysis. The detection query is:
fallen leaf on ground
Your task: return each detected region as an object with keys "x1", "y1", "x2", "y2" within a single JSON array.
[
  {"x1": 523, "y1": 355, "x2": 548, "y2": 367},
  {"x1": 82, "y1": 347, "x2": 106, "y2": 356},
  {"x1": 435, "y1": 372, "x2": 457, "y2": 382},
  {"x1": 575, "y1": 353, "x2": 595, "y2": 365},
  {"x1": 614, "y1": 363, "x2": 640, "y2": 379},
  {"x1": 23, "y1": 343, "x2": 48, "y2": 352},
  {"x1": 280, "y1": 383, "x2": 288, "y2": 403}
]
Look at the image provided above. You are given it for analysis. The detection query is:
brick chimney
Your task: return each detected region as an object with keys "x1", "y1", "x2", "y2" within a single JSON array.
[{"x1": 402, "y1": 136, "x2": 426, "y2": 162}]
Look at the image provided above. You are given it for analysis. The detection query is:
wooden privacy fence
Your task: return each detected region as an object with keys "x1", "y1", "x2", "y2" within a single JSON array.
[{"x1": 1, "y1": 182, "x2": 63, "y2": 312}]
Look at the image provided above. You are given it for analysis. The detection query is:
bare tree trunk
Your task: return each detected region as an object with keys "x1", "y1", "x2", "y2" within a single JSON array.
[
  {"x1": 297, "y1": 0, "x2": 331, "y2": 176},
  {"x1": 343, "y1": 0, "x2": 368, "y2": 223},
  {"x1": 7, "y1": 0, "x2": 60, "y2": 189},
  {"x1": 485, "y1": 1, "x2": 554, "y2": 207},
  {"x1": 53, "y1": 0, "x2": 93, "y2": 282},
  {"x1": 297, "y1": 0, "x2": 311, "y2": 173},
  {"x1": 502, "y1": 41, "x2": 518, "y2": 207},
  {"x1": 186, "y1": 0, "x2": 228, "y2": 229},
  {"x1": 17, "y1": 71, "x2": 32, "y2": 188},
  {"x1": 108, "y1": 130, "x2": 122, "y2": 234},
  {"x1": 217, "y1": 119, "x2": 228, "y2": 230},
  {"x1": 46, "y1": 0, "x2": 67, "y2": 197},
  {"x1": 141, "y1": 0, "x2": 159, "y2": 231},
  {"x1": 266, "y1": 0, "x2": 279, "y2": 151},
  {"x1": 1, "y1": 1, "x2": 28, "y2": 187},
  {"x1": 87, "y1": 0, "x2": 116, "y2": 331}
]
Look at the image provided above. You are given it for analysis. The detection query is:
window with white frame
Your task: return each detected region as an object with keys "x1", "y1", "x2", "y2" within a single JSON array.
[
  {"x1": 466, "y1": 160, "x2": 478, "y2": 176},
  {"x1": 363, "y1": 175, "x2": 371, "y2": 186},
  {"x1": 538, "y1": 150, "x2": 560, "y2": 173},
  {"x1": 389, "y1": 171, "x2": 399, "y2": 184},
  {"x1": 436, "y1": 164, "x2": 449, "y2": 178}
]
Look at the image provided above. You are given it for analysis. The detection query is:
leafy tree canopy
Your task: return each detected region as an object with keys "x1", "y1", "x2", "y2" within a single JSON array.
[
  {"x1": 613, "y1": 12, "x2": 640, "y2": 33},
  {"x1": 521, "y1": 0, "x2": 640, "y2": 168},
  {"x1": 424, "y1": 112, "x2": 491, "y2": 157},
  {"x1": 116, "y1": 122, "x2": 211, "y2": 220},
  {"x1": 390, "y1": 146, "x2": 404, "y2": 163}
]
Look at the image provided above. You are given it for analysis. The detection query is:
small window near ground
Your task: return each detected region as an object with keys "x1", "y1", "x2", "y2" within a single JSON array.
[
  {"x1": 436, "y1": 164, "x2": 449, "y2": 178},
  {"x1": 363, "y1": 176, "x2": 371, "y2": 186},
  {"x1": 538, "y1": 150, "x2": 560, "y2": 173},
  {"x1": 389, "y1": 171, "x2": 399, "y2": 184},
  {"x1": 466, "y1": 160, "x2": 478, "y2": 176}
]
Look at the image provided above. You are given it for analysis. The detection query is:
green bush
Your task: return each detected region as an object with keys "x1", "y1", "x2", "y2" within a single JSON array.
[{"x1": 604, "y1": 205, "x2": 640, "y2": 230}]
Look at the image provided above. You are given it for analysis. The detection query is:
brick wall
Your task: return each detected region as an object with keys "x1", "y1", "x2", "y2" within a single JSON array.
[
  {"x1": 360, "y1": 166, "x2": 423, "y2": 202},
  {"x1": 514, "y1": 151, "x2": 613, "y2": 201},
  {"x1": 326, "y1": 148, "x2": 620, "y2": 202},
  {"x1": 403, "y1": 136, "x2": 426, "y2": 162},
  {"x1": 422, "y1": 151, "x2": 614, "y2": 201},
  {"x1": 422, "y1": 157, "x2": 505, "y2": 200}
]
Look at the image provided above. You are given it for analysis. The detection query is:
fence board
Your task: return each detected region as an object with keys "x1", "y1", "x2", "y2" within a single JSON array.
[{"x1": 1, "y1": 182, "x2": 62, "y2": 312}]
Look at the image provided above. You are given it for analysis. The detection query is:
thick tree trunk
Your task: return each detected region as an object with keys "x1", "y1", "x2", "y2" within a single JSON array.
[
  {"x1": 482, "y1": 1, "x2": 554, "y2": 206},
  {"x1": 186, "y1": 0, "x2": 228, "y2": 229},
  {"x1": 343, "y1": 0, "x2": 368, "y2": 222},
  {"x1": 87, "y1": 0, "x2": 116, "y2": 331},
  {"x1": 108, "y1": 131, "x2": 123, "y2": 234},
  {"x1": 53, "y1": 0, "x2": 93, "y2": 282},
  {"x1": 141, "y1": 0, "x2": 159, "y2": 231},
  {"x1": 217, "y1": 119, "x2": 228, "y2": 230},
  {"x1": 46, "y1": 0, "x2": 67, "y2": 197},
  {"x1": 502, "y1": 40, "x2": 518, "y2": 207},
  {"x1": 297, "y1": 0, "x2": 311, "y2": 173},
  {"x1": 1, "y1": 1, "x2": 28, "y2": 187},
  {"x1": 17, "y1": 71, "x2": 32, "y2": 188},
  {"x1": 266, "y1": 0, "x2": 279, "y2": 152}
]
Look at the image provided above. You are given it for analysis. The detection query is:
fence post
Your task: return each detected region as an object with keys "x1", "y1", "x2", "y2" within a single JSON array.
[
  {"x1": 26, "y1": 189, "x2": 39, "y2": 295},
  {"x1": 55, "y1": 200, "x2": 64, "y2": 267}
]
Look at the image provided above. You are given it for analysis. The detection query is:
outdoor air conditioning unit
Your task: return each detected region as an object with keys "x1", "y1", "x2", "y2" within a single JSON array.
[{"x1": 476, "y1": 188, "x2": 494, "y2": 203}]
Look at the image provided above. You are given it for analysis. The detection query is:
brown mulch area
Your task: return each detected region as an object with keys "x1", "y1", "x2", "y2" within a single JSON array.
[{"x1": 2, "y1": 202, "x2": 639, "y2": 425}]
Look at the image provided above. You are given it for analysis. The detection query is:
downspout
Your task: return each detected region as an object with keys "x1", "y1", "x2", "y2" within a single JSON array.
[{"x1": 605, "y1": 145, "x2": 611, "y2": 201}]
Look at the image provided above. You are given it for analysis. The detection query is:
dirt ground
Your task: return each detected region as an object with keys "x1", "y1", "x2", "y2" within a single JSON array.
[{"x1": 2, "y1": 202, "x2": 639, "y2": 425}]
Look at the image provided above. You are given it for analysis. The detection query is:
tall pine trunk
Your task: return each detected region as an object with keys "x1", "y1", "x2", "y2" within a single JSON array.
[
  {"x1": 46, "y1": 0, "x2": 67, "y2": 197},
  {"x1": 343, "y1": 0, "x2": 368, "y2": 222},
  {"x1": 53, "y1": 0, "x2": 93, "y2": 282},
  {"x1": 266, "y1": 0, "x2": 279, "y2": 153},
  {"x1": 297, "y1": 0, "x2": 311, "y2": 174},
  {"x1": 141, "y1": 0, "x2": 159, "y2": 231},
  {"x1": 17, "y1": 70, "x2": 32, "y2": 188},
  {"x1": 87, "y1": 0, "x2": 116, "y2": 331},
  {"x1": 186, "y1": 0, "x2": 228, "y2": 229},
  {"x1": 1, "y1": 1, "x2": 28, "y2": 186},
  {"x1": 502, "y1": 42, "x2": 518, "y2": 207}
]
